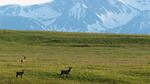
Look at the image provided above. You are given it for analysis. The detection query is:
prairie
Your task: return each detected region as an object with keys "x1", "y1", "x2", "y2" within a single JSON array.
[{"x1": 0, "y1": 30, "x2": 149, "y2": 84}]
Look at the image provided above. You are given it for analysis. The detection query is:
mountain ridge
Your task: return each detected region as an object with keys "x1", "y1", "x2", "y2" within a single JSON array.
[{"x1": 0, "y1": 0, "x2": 149, "y2": 34}]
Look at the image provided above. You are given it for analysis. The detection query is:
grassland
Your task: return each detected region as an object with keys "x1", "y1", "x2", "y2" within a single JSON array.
[{"x1": 0, "y1": 30, "x2": 149, "y2": 84}]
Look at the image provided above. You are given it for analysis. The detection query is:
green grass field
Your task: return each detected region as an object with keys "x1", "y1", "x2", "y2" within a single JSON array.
[{"x1": 0, "y1": 30, "x2": 149, "y2": 84}]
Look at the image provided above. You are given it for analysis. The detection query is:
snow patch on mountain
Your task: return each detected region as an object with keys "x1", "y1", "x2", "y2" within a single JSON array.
[
  {"x1": 95, "y1": 1, "x2": 139, "y2": 29},
  {"x1": 69, "y1": 2, "x2": 87, "y2": 20},
  {"x1": 122, "y1": 0, "x2": 150, "y2": 10},
  {"x1": 114, "y1": 10, "x2": 150, "y2": 34},
  {"x1": 98, "y1": 8, "x2": 138, "y2": 28},
  {"x1": 87, "y1": 21, "x2": 106, "y2": 32}
]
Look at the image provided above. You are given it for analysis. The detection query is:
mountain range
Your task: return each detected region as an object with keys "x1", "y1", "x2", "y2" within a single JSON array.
[{"x1": 0, "y1": 0, "x2": 149, "y2": 34}]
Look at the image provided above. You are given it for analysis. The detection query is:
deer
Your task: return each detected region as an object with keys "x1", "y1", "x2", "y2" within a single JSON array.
[
  {"x1": 20, "y1": 59, "x2": 24, "y2": 64},
  {"x1": 60, "y1": 67, "x2": 72, "y2": 77},
  {"x1": 20, "y1": 56, "x2": 26, "y2": 64},
  {"x1": 16, "y1": 70, "x2": 24, "y2": 78},
  {"x1": 23, "y1": 56, "x2": 26, "y2": 60}
]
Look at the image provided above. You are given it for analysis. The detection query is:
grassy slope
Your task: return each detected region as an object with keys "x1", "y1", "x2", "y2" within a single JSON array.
[{"x1": 0, "y1": 30, "x2": 149, "y2": 84}]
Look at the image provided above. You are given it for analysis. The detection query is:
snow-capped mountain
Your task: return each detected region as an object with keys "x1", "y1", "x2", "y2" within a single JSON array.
[
  {"x1": 112, "y1": 10, "x2": 150, "y2": 34},
  {"x1": 0, "y1": 0, "x2": 149, "y2": 34},
  {"x1": 51, "y1": 0, "x2": 139, "y2": 31}
]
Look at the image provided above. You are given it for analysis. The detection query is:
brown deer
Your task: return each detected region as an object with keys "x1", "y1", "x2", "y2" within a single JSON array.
[
  {"x1": 16, "y1": 70, "x2": 24, "y2": 78},
  {"x1": 20, "y1": 59, "x2": 24, "y2": 64},
  {"x1": 20, "y1": 56, "x2": 26, "y2": 64},
  {"x1": 60, "y1": 67, "x2": 72, "y2": 77},
  {"x1": 23, "y1": 56, "x2": 26, "y2": 60}
]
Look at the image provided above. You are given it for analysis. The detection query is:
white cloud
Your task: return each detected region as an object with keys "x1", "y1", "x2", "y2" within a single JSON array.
[{"x1": 0, "y1": 0, "x2": 53, "y2": 6}]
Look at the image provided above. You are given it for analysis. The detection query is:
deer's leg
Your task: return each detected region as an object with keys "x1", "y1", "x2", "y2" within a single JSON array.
[
  {"x1": 60, "y1": 72, "x2": 63, "y2": 76},
  {"x1": 16, "y1": 74, "x2": 18, "y2": 78}
]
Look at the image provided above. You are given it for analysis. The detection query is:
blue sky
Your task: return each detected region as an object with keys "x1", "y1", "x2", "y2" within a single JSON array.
[{"x1": 0, "y1": 0, "x2": 53, "y2": 6}]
